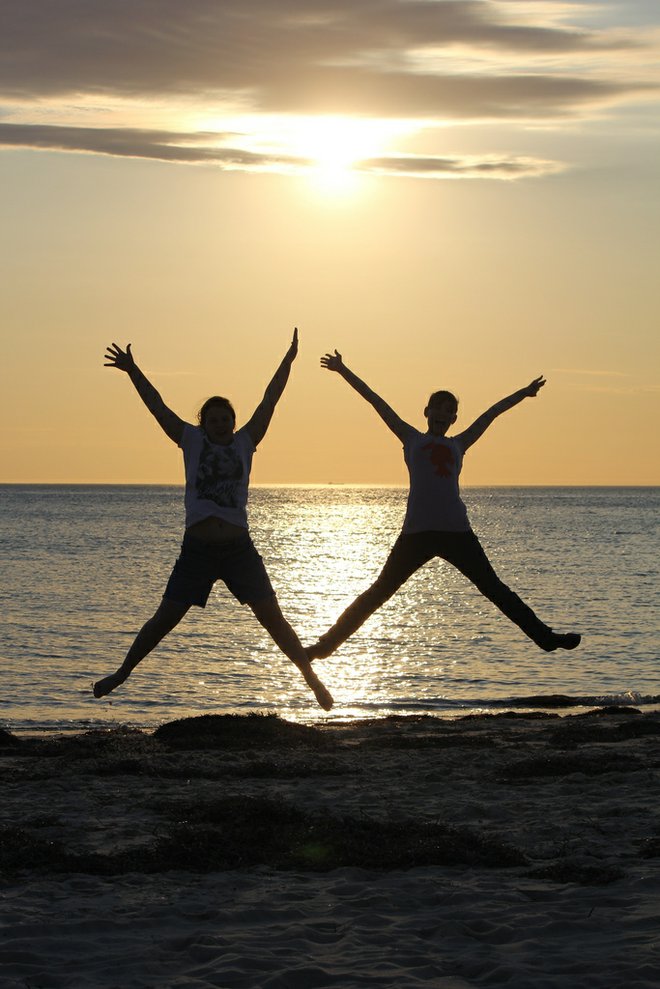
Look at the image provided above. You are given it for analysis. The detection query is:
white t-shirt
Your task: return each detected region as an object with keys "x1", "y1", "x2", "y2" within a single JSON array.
[
  {"x1": 401, "y1": 428, "x2": 470, "y2": 533},
  {"x1": 179, "y1": 424, "x2": 254, "y2": 529}
]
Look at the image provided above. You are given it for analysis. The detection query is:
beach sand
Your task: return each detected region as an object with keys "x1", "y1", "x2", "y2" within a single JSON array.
[{"x1": 1, "y1": 708, "x2": 659, "y2": 988}]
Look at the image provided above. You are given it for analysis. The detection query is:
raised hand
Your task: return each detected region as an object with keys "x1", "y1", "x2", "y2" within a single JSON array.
[
  {"x1": 320, "y1": 349, "x2": 344, "y2": 373},
  {"x1": 289, "y1": 326, "x2": 299, "y2": 358},
  {"x1": 523, "y1": 375, "x2": 546, "y2": 398},
  {"x1": 104, "y1": 343, "x2": 136, "y2": 373},
  {"x1": 244, "y1": 330, "x2": 300, "y2": 446}
]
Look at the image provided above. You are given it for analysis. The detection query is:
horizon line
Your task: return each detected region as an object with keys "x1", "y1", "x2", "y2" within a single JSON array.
[{"x1": 1, "y1": 482, "x2": 658, "y2": 489}]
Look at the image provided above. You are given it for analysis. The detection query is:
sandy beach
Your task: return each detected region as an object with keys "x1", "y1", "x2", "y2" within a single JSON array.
[{"x1": 1, "y1": 708, "x2": 659, "y2": 988}]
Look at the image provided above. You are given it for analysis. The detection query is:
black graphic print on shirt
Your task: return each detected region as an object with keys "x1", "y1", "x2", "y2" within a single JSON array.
[
  {"x1": 196, "y1": 436, "x2": 244, "y2": 509},
  {"x1": 421, "y1": 441, "x2": 454, "y2": 478}
]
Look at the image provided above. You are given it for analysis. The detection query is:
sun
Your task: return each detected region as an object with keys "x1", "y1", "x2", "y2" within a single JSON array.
[
  {"x1": 281, "y1": 115, "x2": 409, "y2": 194},
  {"x1": 198, "y1": 112, "x2": 416, "y2": 194},
  {"x1": 295, "y1": 117, "x2": 374, "y2": 192}
]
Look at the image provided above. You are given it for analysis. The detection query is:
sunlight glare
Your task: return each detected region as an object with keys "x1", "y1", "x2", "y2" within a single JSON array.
[
  {"x1": 278, "y1": 115, "x2": 416, "y2": 194},
  {"x1": 296, "y1": 117, "x2": 374, "y2": 194},
  {"x1": 196, "y1": 112, "x2": 420, "y2": 194}
]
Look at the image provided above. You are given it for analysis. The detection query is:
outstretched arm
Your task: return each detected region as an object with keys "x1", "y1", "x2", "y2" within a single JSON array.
[
  {"x1": 456, "y1": 376, "x2": 546, "y2": 451},
  {"x1": 104, "y1": 343, "x2": 185, "y2": 444},
  {"x1": 244, "y1": 328, "x2": 299, "y2": 447},
  {"x1": 321, "y1": 350, "x2": 410, "y2": 442}
]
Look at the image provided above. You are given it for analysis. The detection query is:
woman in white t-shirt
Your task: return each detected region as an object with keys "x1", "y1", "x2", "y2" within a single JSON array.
[
  {"x1": 307, "y1": 350, "x2": 580, "y2": 661},
  {"x1": 93, "y1": 330, "x2": 333, "y2": 711}
]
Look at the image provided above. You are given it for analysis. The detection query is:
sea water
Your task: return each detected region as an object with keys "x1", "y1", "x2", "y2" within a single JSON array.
[{"x1": 0, "y1": 485, "x2": 658, "y2": 731}]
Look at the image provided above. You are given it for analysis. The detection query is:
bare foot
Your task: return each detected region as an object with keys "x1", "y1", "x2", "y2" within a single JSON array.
[
  {"x1": 300, "y1": 665, "x2": 334, "y2": 711},
  {"x1": 93, "y1": 671, "x2": 127, "y2": 698},
  {"x1": 312, "y1": 680, "x2": 334, "y2": 712}
]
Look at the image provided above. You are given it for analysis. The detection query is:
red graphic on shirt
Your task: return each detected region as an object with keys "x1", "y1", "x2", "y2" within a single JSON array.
[{"x1": 422, "y1": 441, "x2": 454, "y2": 477}]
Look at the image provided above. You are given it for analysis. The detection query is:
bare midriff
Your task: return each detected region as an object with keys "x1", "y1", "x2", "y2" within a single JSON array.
[{"x1": 186, "y1": 516, "x2": 247, "y2": 543}]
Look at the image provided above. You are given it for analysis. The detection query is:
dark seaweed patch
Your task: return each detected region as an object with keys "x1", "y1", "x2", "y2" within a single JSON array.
[
  {"x1": 154, "y1": 713, "x2": 328, "y2": 751},
  {"x1": 0, "y1": 796, "x2": 526, "y2": 877}
]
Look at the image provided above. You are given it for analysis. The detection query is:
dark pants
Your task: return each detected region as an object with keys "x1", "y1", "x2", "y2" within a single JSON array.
[{"x1": 315, "y1": 529, "x2": 554, "y2": 656}]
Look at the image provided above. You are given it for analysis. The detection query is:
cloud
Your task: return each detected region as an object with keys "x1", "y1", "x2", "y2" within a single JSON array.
[
  {"x1": 0, "y1": 0, "x2": 655, "y2": 117},
  {"x1": 567, "y1": 383, "x2": 659, "y2": 396},
  {"x1": 551, "y1": 368, "x2": 632, "y2": 377},
  {"x1": 359, "y1": 152, "x2": 563, "y2": 178},
  {"x1": 0, "y1": 122, "x2": 561, "y2": 180},
  {"x1": 257, "y1": 67, "x2": 652, "y2": 119},
  {"x1": 0, "y1": 123, "x2": 300, "y2": 169},
  {"x1": 0, "y1": 1, "x2": 657, "y2": 179}
]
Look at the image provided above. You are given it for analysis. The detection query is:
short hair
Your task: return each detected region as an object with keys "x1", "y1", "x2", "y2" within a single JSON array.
[
  {"x1": 426, "y1": 390, "x2": 459, "y2": 411},
  {"x1": 197, "y1": 396, "x2": 236, "y2": 428}
]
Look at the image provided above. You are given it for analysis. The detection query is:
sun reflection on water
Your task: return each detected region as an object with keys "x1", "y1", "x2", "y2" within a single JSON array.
[{"x1": 2, "y1": 485, "x2": 658, "y2": 729}]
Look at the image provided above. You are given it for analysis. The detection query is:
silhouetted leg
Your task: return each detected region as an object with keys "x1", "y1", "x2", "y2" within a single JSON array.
[
  {"x1": 250, "y1": 596, "x2": 334, "y2": 711},
  {"x1": 443, "y1": 532, "x2": 580, "y2": 651},
  {"x1": 93, "y1": 598, "x2": 190, "y2": 698},
  {"x1": 308, "y1": 534, "x2": 433, "y2": 659}
]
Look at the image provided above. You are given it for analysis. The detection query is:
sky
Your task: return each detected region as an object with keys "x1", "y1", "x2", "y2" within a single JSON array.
[{"x1": 1, "y1": 0, "x2": 658, "y2": 485}]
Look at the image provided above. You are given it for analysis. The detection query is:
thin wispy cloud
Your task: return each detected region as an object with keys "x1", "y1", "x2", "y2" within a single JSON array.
[
  {"x1": 0, "y1": 123, "x2": 302, "y2": 169},
  {"x1": 0, "y1": 122, "x2": 562, "y2": 179},
  {"x1": 0, "y1": 1, "x2": 657, "y2": 179},
  {"x1": 550, "y1": 368, "x2": 659, "y2": 396},
  {"x1": 551, "y1": 368, "x2": 632, "y2": 377},
  {"x1": 565, "y1": 384, "x2": 658, "y2": 396},
  {"x1": 358, "y1": 152, "x2": 563, "y2": 178}
]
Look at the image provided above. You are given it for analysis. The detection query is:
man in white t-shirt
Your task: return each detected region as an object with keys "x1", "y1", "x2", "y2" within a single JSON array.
[
  {"x1": 93, "y1": 330, "x2": 333, "y2": 711},
  {"x1": 307, "y1": 350, "x2": 581, "y2": 661}
]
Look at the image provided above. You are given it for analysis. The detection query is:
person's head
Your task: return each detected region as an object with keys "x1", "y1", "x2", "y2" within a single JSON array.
[
  {"x1": 198, "y1": 396, "x2": 236, "y2": 445},
  {"x1": 424, "y1": 390, "x2": 458, "y2": 437}
]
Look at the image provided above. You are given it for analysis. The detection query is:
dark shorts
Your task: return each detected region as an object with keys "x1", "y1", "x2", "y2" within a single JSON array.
[{"x1": 164, "y1": 532, "x2": 274, "y2": 608}]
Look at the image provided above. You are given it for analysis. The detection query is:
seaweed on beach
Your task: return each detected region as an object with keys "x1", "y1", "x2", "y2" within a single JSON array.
[
  {"x1": 0, "y1": 728, "x2": 20, "y2": 748},
  {"x1": 0, "y1": 726, "x2": 151, "y2": 761},
  {"x1": 0, "y1": 795, "x2": 526, "y2": 876},
  {"x1": 548, "y1": 713, "x2": 660, "y2": 748},
  {"x1": 325, "y1": 713, "x2": 546, "y2": 751},
  {"x1": 3, "y1": 712, "x2": 657, "y2": 884},
  {"x1": 153, "y1": 713, "x2": 329, "y2": 751},
  {"x1": 136, "y1": 794, "x2": 527, "y2": 873},
  {"x1": 0, "y1": 715, "x2": 331, "y2": 770},
  {"x1": 459, "y1": 710, "x2": 560, "y2": 720},
  {"x1": 361, "y1": 732, "x2": 493, "y2": 750}
]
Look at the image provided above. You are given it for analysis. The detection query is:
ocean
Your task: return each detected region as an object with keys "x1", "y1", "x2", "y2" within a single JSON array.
[{"x1": 1, "y1": 485, "x2": 658, "y2": 732}]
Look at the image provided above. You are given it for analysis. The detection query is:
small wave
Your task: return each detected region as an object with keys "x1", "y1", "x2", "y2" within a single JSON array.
[
  {"x1": 495, "y1": 691, "x2": 659, "y2": 710},
  {"x1": 325, "y1": 691, "x2": 660, "y2": 716},
  {"x1": 4, "y1": 693, "x2": 660, "y2": 735}
]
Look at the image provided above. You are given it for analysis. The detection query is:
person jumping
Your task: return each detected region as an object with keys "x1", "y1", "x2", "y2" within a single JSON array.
[
  {"x1": 307, "y1": 350, "x2": 580, "y2": 662},
  {"x1": 94, "y1": 330, "x2": 333, "y2": 711}
]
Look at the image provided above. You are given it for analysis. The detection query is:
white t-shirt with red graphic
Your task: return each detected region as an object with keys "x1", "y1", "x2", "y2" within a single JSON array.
[{"x1": 401, "y1": 428, "x2": 470, "y2": 533}]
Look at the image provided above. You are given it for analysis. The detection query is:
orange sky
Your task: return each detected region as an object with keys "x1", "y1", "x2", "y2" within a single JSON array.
[{"x1": 1, "y1": 1, "x2": 658, "y2": 485}]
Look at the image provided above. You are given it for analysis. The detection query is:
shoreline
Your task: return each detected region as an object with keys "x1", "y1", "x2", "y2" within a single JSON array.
[{"x1": 4, "y1": 694, "x2": 660, "y2": 738}]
